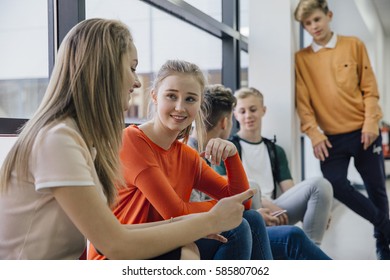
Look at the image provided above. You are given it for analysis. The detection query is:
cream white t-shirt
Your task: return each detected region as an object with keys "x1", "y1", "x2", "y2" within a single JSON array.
[
  {"x1": 0, "y1": 118, "x2": 105, "y2": 259},
  {"x1": 240, "y1": 139, "x2": 275, "y2": 200}
]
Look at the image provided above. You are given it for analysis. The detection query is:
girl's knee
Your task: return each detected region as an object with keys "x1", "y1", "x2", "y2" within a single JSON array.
[
  {"x1": 243, "y1": 209, "x2": 266, "y2": 228},
  {"x1": 287, "y1": 225, "x2": 305, "y2": 237}
]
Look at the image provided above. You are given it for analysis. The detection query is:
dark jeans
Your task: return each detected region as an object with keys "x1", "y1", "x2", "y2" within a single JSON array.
[{"x1": 320, "y1": 129, "x2": 389, "y2": 236}]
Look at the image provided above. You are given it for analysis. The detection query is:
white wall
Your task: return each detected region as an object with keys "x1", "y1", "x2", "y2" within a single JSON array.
[{"x1": 248, "y1": 0, "x2": 301, "y2": 181}]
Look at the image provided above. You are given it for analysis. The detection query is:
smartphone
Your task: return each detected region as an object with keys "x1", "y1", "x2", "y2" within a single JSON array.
[
  {"x1": 271, "y1": 210, "x2": 287, "y2": 217},
  {"x1": 242, "y1": 195, "x2": 254, "y2": 205}
]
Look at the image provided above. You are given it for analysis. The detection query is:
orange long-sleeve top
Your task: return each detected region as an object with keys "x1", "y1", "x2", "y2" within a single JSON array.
[
  {"x1": 295, "y1": 35, "x2": 383, "y2": 146},
  {"x1": 88, "y1": 125, "x2": 250, "y2": 260}
]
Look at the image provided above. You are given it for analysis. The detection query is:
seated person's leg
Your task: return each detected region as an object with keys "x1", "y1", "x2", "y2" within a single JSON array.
[
  {"x1": 274, "y1": 177, "x2": 333, "y2": 244},
  {"x1": 267, "y1": 226, "x2": 332, "y2": 260},
  {"x1": 195, "y1": 218, "x2": 252, "y2": 260},
  {"x1": 243, "y1": 210, "x2": 273, "y2": 260}
]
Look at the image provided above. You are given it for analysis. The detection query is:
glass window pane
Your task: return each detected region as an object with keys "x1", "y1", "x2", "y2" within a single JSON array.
[
  {"x1": 185, "y1": 0, "x2": 221, "y2": 22},
  {"x1": 241, "y1": 50, "x2": 248, "y2": 88},
  {"x1": 86, "y1": 0, "x2": 222, "y2": 124},
  {"x1": 240, "y1": 0, "x2": 249, "y2": 36},
  {"x1": 0, "y1": 0, "x2": 49, "y2": 118}
]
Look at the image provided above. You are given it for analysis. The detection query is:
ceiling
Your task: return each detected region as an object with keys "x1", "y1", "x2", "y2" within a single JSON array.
[{"x1": 373, "y1": 0, "x2": 390, "y2": 36}]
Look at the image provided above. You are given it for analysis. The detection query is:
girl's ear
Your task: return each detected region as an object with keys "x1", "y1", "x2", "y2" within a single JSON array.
[{"x1": 151, "y1": 89, "x2": 157, "y2": 104}]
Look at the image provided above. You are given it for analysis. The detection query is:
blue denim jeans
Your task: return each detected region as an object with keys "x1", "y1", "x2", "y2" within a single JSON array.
[
  {"x1": 195, "y1": 214, "x2": 253, "y2": 259},
  {"x1": 267, "y1": 225, "x2": 331, "y2": 260},
  {"x1": 196, "y1": 210, "x2": 330, "y2": 260},
  {"x1": 195, "y1": 210, "x2": 273, "y2": 259}
]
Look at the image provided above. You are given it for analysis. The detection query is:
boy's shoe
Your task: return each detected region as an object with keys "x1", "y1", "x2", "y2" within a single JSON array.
[{"x1": 376, "y1": 238, "x2": 390, "y2": 260}]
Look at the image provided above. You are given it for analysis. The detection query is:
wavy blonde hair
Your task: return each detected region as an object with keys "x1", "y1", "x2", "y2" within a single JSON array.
[
  {"x1": 151, "y1": 59, "x2": 207, "y2": 151},
  {"x1": 0, "y1": 18, "x2": 133, "y2": 205}
]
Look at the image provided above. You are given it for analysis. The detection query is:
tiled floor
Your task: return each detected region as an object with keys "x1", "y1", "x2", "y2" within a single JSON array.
[{"x1": 319, "y1": 178, "x2": 390, "y2": 260}]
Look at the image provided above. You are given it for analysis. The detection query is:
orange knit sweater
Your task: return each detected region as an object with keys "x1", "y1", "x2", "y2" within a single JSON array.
[{"x1": 295, "y1": 35, "x2": 382, "y2": 146}]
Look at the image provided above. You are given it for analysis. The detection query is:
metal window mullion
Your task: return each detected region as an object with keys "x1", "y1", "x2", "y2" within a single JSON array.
[
  {"x1": 47, "y1": 0, "x2": 85, "y2": 77},
  {"x1": 222, "y1": 0, "x2": 240, "y2": 93}
]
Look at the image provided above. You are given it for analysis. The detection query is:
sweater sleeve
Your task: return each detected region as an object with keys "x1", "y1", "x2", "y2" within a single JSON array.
[
  {"x1": 196, "y1": 153, "x2": 251, "y2": 209},
  {"x1": 295, "y1": 55, "x2": 328, "y2": 146},
  {"x1": 135, "y1": 166, "x2": 218, "y2": 218},
  {"x1": 357, "y1": 40, "x2": 383, "y2": 135}
]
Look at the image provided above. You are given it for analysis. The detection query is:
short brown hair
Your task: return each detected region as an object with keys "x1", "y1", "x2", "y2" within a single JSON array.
[{"x1": 202, "y1": 84, "x2": 236, "y2": 132}]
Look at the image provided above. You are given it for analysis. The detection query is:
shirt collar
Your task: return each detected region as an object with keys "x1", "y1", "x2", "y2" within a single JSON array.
[{"x1": 311, "y1": 32, "x2": 337, "y2": 52}]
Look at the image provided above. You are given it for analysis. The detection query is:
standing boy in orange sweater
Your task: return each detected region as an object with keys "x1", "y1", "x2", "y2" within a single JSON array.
[{"x1": 294, "y1": 0, "x2": 390, "y2": 259}]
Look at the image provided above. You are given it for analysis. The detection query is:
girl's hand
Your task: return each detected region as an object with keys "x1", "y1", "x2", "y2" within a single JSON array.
[
  {"x1": 203, "y1": 138, "x2": 237, "y2": 165},
  {"x1": 208, "y1": 189, "x2": 256, "y2": 233},
  {"x1": 205, "y1": 234, "x2": 227, "y2": 243}
]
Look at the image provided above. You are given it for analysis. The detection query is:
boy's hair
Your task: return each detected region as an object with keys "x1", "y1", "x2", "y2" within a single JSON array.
[
  {"x1": 294, "y1": 0, "x2": 329, "y2": 22},
  {"x1": 202, "y1": 84, "x2": 236, "y2": 132},
  {"x1": 0, "y1": 18, "x2": 132, "y2": 204},
  {"x1": 152, "y1": 59, "x2": 207, "y2": 147},
  {"x1": 234, "y1": 87, "x2": 264, "y2": 105}
]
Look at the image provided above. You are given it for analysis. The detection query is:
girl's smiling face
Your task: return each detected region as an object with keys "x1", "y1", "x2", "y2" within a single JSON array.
[{"x1": 152, "y1": 73, "x2": 202, "y2": 135}]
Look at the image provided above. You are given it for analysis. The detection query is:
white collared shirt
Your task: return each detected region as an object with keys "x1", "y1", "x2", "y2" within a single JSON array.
[{"x1": 311, "y1": 32, "x2": 337, "y2": 52}]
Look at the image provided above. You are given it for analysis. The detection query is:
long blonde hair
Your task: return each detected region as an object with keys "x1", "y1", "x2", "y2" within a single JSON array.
[
  {"x1": 151, "y1": 60, "x2": 207, "y2": 151},
  {"x1": 0, "y1": 18, "x2": 132, "y2": 205}
]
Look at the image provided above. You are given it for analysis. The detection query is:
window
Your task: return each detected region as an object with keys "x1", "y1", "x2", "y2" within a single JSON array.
[
  {"x1": 0, "y1": 0, "x2": 48, "y2": 118},
  {"x1": 86, "y1": 0, "x2": 222, "y2": 124},
  {"x1": 185, "y1": 0, "x2": 222, "y2": 22},
  {"x1": 0, "y1": 0, "x2": 245, "y2": 128},
  {"x1": 241, "y1": 50, "x2": 248, "y2": 87}
]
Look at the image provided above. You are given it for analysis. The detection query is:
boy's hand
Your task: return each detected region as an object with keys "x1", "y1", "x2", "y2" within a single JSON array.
[
  {"x1": 313, "y1": 139, "x2": 332, "y2": 161},
  {"x1": 361, "y1": 132, "x2": 378, "y2": 150},
  {"x1": 257, "y1": 208, "x2": 280, "y2": 226},
  {"x1": 203, "y1": 138, "x2": 237, "y2": 166}
]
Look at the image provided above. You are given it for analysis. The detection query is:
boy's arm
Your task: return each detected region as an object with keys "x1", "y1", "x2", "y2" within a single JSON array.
[
  {"x1": 357, "y1": 40, "x2": 383, "y2": 136},
  {"x1": 295, "y1": 58, "x2": 328, "y2": 147},
  {"x1": 279, "y1": 179, "x2": 294, "y2": 193},
  {"x1": 274, "y1": 144, "x2": 294, "y2": 193}
]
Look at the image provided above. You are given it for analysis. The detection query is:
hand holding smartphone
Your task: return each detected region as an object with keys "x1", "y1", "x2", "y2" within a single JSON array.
[{"x1": 271, "y1": 209, "x2": 287, "y2": 217}]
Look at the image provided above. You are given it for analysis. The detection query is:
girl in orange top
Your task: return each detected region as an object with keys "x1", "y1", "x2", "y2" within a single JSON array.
[
  {"x1": 0, "y1": 19, "x2": 254, "y2": 261},
  {"x1": 88, "y1": 59, "x2": 273, "y2": 260}
]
